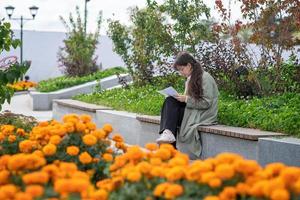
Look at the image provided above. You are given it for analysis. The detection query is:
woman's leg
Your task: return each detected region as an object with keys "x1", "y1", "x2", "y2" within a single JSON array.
[{"x1": 159, "y1": 96, "x2": 186, "y2": 138}]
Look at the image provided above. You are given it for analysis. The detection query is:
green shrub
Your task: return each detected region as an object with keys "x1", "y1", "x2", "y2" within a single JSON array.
[
  {"x1": 0, "y1": 111, "x2": 37, "y2": 132},
  {"x1": 36, "y1": 67, "x2": 126, "y2": 92},
  {"x1": 74, "y1": 77, "x2": 299, "y2": 137}
]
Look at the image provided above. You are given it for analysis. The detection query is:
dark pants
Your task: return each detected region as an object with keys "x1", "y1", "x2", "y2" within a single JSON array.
[{"x1": 159, "y1": 96, "x2": 186, "y2": 147}]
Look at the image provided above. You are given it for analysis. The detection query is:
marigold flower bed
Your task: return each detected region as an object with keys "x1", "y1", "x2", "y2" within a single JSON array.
[
  {"x1": 7, "y1": 81, "x2": 37, "y2": 91},
  {"x1": 0, "y1": 114, "x2": 299, "y2": 200}
]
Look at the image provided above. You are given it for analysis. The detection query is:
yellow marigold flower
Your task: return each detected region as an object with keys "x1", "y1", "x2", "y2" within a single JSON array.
[
  {"x1": 19, "y1": 140, "x2": 34, "y2": 153},
  {"x1": 8, "y1": 135, "x2": 16, "y2": 143},
  {"x1": 75, "y1": 122, "x2": 86, "y2": 132},
  {"x1": 150, "y1": 166, "x2": 165, "y2": 178},
  {"x1": 16, "y1": 128, "x2": 26, "y2": 136},
  {"x1": 126, "y1": 171, "x2": 142, "y2": 182},
  {"x1": 25, "y1": 185, "x2": 44, "y2": 197},
  {"x1": 164, "y1": 183, "x2": 184, "y2": 199},
  {"x1": 153, "y1": 182, "x2": 170, "y2": 197},
  {"x1": 112, "y1": 134, "x2": 123, "y2": 142},
  {"x1": 86, "y1": 122, "x2": 96, "y2": 131},
  {"x1": 215, "y1": 163, "x2": 235, "y2": 180},
  {"x1": 204, "y1": 196, "x2": 220, "y2": 200},
  {"x1": 166, "y1": 166, "x2": 185, "y2": 182},
  {"x1": 79, "y1": 152, "x2": 93, "y2": 164},
  {"x1": 208, "y1": 178, "x2": 222, "y2": 188},
  {"x1": 145, "y1": 143, "x2": 158, "y2": 151},
  {"x1": 219, "y1": 186, "x2": 237, "y2": 200},
  {"x1": 270, "y1": 189, "x2": 290, "y2": 200},
  {"x1": 90, "y1": 189, "x2": 108, "y2": 200},
  {"x1": 67, "y1": 146, "x2": 80, "y2": 156},
  {"x1": 80, "y1": 114, "x2": 92, "y2": 123},
  {"x1": 102, "y1": 153, "x2": 113, "y2": 162},
  {"x1": 15, "y1": 192, "x2": 32, "y2": 200},
  {"x1": 42, "y1": 143, "x2": 57, "y2": 156},
  {"x1": 63, "y1": 122, "x2": 75, "y2": 133},
  {"x1": 23, "y1": 171, "x2": 49, "y2": 185},
  {"x1": 49, "y1": 135, "x2": 61, "y2": 145},
  {"x1": 82, "y1": 134, "x2": 97, "y2": 146},
  {"x1": 0, "y1": 170, "x2": 10, "y2": 185},
  {"x1": 103, "y1": 124, "x2": 113, "y2": 135}
]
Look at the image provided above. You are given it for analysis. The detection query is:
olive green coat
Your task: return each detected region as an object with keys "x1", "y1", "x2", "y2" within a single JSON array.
[{"x1": 177, "y1": 71, "x2": 219, "y2": 159}]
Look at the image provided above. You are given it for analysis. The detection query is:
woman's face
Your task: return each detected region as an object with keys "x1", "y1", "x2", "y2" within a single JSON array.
[{"x1": 177, "y1": 63, "x2": 192, "y2": 77}]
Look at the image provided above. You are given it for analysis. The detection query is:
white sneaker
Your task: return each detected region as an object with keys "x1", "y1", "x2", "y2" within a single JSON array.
[{"x1": 156, "y1": 129, "x2": 176, "y2": 144}]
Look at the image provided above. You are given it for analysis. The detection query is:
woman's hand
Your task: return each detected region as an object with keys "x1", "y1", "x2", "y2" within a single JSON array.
[{"x1": 174, "y1": 95, "x2": 187, "y2": 102}]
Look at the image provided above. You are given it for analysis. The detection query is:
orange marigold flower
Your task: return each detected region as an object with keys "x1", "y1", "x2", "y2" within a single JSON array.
[
  {"x1": 102, "y1": 153, "x2": 113, "y2": 162},
  {"x1": 236, "y1": 183, "x2": 250, "y2": 195},
  {"x1": 154, "y1": 148, "x2": 171, "y2": 160},
  {"x1": 164, "y1": 183, "x2": 184, "y2": 199},
  {"x1": 137, "y1": 161, "x2": 152, "y2": 174},
  {"x1": 42, "y1": 143, "x2": 57, "y2": 156},
  {"x1": 19, "y1": 140, "x2": 34, "y2": 153},
  {"x1": 215, "y1": 163, "x2": 235, "y2": 180},
  {"x1": 82, "y1": 134, "x2": 97, "y2": 146},
  {"x1": 208, "y1": 178, "x2": 222, "y2": 188},
  {"x1": 16, "y1": 128, "x2": 26, "y2": 136},
  {"x1": 204, "y1": 196, "x2": 220, "y2": 200},
  {"x1": 15, "y1": 192, "x2": 32, "y2": 200},
  {"x1": 0, "y1": 170, "x2": 10, "y2": 185},
  {"x1": 75, "y1": 122, "x2": 86, "y2": 132},
  {"x1": 79, "y1": 152, "x2": 93, "y2": 164},
  {"x1": 102, "y1": 124, "x2": 113, "y2": 135},
  {"x1": 219, "y1": 186, "x2": 237, "y2": 200},
  {"x1": 86, "y1": 122, "x2": 96, "y2": 131},
  {"x1": 270, "y1": 189, "x2": 290, "y2": 200},
  {"x1": 91, "y1": 129, "x2": 106, "y2": 139},
  {"x1": 153, "y1": 182, "x2": 170, "y2": 197},
  {"x1": 126, "y1": 171, "x2": 142, "y2": 182},
  {"x1": 67, "y1": 146, "x2": 80, "y2": 156},
  {"x1": 145, "y1": 143, "x2": 158, "y2": 151},
  {"x1": 96, "y1": 179, "x2": 114, "y2": 191},
  {"x1": 32, "y1": 150, "x2": 44, "y2": 157},
  {"x1": 127, "y1": 146, "x2": 144, "y2": 161},
  {"x1": 8, "y1": 135, "x2": 16, "y2": 143},
  {"x1": 25, "y1": 185, "x2": 44, "y2": 197},
  {"x1": 166, "y1": 166, "x2": 185, "y2": 182},
  {"x1": 22, "y1": 171, "x2": 49, "y2": 185},
  {"x1": 90, "y1": 189, "x2": 108, "y2": 200},
  {"x1": 49, "y1": 135, "x2": 61, "y2": 145},
  {"x1": 38, "y1": 121, "x2": 49, "y2": 127},
  {"x1": 80, "y1": 114, "x2": 92, "y2": 123},
  {"x1": 112, "y1": 134, "x2": 123, "y2": 143}
]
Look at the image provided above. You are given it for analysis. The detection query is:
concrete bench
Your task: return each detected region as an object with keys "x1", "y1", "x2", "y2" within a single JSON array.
[{"x1": 52, "y1": 100, "x2": 299, "y2": 167}]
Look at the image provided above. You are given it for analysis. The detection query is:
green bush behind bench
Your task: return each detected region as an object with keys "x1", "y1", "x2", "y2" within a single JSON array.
[
  {"x1": 74, "y1": 76, "x2": 300, "y2": 137},
  {"x1": 36, "y1": 67, "x2": 127, "y2": 92}
]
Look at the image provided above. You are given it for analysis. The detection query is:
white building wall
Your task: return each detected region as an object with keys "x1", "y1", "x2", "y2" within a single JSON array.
[{"x1": 1, "y1": 30, "x2": 125, "y2": 82}]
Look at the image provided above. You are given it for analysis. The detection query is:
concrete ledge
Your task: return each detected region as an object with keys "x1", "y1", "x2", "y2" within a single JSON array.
[
  {"x1": 53, "y1": 99, "x2": 112, "y2": 112},
  {"x1": 30, "y1": 74, "x2": 131, "y2": 111},
  {"x1": 258, "y1": 137, "x2": 300, "y2": 167},
  {"x1": 53, "y1": 100, "x2": 298, "y2": 166},
  {"x1": 136, "y1": 115, "x2": 285, "y2": 141}
]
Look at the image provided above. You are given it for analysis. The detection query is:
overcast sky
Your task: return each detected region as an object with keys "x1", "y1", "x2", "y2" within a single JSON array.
[{"x1": 0, "y1": 0, "x2": 242, "y2": 35}]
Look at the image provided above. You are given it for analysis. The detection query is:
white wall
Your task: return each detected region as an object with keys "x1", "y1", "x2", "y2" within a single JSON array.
[{"x1": 1, "y1": 30, "x2": 125, "y2": 82}]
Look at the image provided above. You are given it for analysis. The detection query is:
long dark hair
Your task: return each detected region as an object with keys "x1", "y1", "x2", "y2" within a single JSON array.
[{"x1": 173, "y1": 52, "x2": 204, "y2": 101}]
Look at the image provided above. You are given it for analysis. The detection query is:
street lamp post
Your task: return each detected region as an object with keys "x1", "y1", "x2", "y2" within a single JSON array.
[
  {"x1": 84, "y1": 0, "x2": 90, "y2": 33},
  {"x1": 5, "y1": 5, "x2": 39, "y2": 64}
]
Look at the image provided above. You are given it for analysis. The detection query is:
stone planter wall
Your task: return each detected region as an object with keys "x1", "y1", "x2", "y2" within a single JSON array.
[
  {"x1": 30, "y1": 74, "x2": 131, "y2": 111},
  {"x1": 52, "y1": 99, "x2": 300, "y2": 167}
]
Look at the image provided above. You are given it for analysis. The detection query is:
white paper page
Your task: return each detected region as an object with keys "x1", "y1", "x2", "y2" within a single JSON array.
[{"x1": 158, "y1": 86, "x2": 179, "y2": 97}]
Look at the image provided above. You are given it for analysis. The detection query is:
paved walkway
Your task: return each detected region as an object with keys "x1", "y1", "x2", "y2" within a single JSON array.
[{"x1": 1, "y1": 93, "x2": 52, "y2": 122}]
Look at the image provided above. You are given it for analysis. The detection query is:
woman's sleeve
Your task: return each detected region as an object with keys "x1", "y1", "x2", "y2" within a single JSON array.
[{"x1": 185, "y1": 75, "x2": 216, "y2": 110}]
